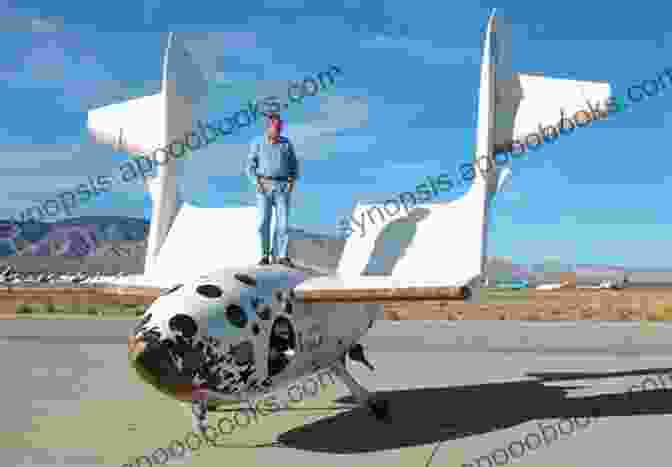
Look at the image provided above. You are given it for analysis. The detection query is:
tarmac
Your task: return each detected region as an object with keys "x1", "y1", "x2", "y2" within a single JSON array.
[{"x1": 3, "y1": 319, "x2": 672, "y2": 466}]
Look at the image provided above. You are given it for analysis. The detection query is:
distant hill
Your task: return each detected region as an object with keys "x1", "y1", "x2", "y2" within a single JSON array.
[
  {"x1": 0, "y1": 216, "x2": 344, "y2": 274},
  {"x1": 0, "y1": 218, "x2": 667, "y2": 278},
  {"x1": 0, "y1": 217, "x2": 149, "y2": 255},
  {"x1": 488, "y1": 258, "x2": 672, "y2": 286},
  {"x1": 0, "y1": 216, "x2": 149, "y2": 273}
]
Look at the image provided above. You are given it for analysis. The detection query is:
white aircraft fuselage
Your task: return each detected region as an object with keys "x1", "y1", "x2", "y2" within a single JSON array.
[{"x1": 128, "y1": 264, "x2": 377, "y2": 405}]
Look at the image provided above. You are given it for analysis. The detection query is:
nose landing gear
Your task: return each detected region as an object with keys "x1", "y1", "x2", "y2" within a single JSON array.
[{"x1": 331, "y1": 346, "x2": 390, "y2": 422}]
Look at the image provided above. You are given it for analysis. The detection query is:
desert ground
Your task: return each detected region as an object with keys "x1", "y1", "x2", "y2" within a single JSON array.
[
  {"x1": 1, "y1": 286, "x2": 672, "y2": 320},
  {"x1": 383, "y1": 287, "x2": 672, "y2": 321}
]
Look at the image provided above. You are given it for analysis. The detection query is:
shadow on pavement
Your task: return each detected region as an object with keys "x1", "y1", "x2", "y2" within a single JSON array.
[{"x1": 276, "y1": 367, "x2": 672, "y2": 454}]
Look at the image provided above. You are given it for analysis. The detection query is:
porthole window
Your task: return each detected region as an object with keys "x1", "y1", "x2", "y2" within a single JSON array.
[
  {"x1": 168, "y1": 314, "x2": 198, "y2": 339},
  {"x1": 196, "y1": 284, "x2": 222, "y2": 298},
  {"x1": 226, "y1": 304, "x2": 248, "y2": 328},
  {"x1": 160, "y1": 284, "x2": 183, "y2": 296},
  {"x1": 234, "y1": 273, "x2": 257, "y2": 287}
]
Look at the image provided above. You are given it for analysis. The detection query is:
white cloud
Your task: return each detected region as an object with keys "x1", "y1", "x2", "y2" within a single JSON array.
[
  {"x1": 143, "y1": 0, "x2": 161, "y2": 25},
  {"x1": 0, "y1": 140, "x2": 140, "y2": 214},
  {"x1": 0, "y1": 12, "x2": 64, "y2": 34},
  {"x1": 272, "y1": 94, "x2": 371, "y2": 160},
  {"x1": 359, "y1": 35, "x2": 479, "y2": 65},
  {"x1": 358, "y1": 160, "x2": 437, "y2": 177},
  {"x1": 263, "y1": 0, "x2": 305, "y2": 7},
  {"x1": 183, "y1": 31, "x2": 320, "y2": 87},
  {"x1": 0, "y1": 35, "x2": 146, "y2": 113},
  {"x1": 387, "y1": 163, "x2": 427, "y2": 170},
  {"x1": 30, "y1": 17, "x2": 63, "y2": 33},
  {"x1": 176, "y1": 95, "x2": 371, "y2": 200},
  {"x1": 506, "y1": 191, "x2": 524, "y2": 202}
]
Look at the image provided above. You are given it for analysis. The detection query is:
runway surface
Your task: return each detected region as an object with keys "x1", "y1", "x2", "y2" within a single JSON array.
[{"x1": 3, "y1": 319, "x2": 672, "y2": 466}]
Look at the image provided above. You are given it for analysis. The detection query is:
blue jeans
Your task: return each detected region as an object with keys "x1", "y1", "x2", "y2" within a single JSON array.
[{"x1": 256, "y1": 181, "x2": 291, "y2": 258}]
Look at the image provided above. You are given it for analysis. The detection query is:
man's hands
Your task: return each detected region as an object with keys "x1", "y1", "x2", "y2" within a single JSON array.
[{"x1": 287, "y1": 178, "x2": 295, "y2": 193}]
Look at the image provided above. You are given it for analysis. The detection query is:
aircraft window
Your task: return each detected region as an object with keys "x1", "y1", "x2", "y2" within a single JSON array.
[
  {"x1": 226, "y1": 304, "x2": 248, "y2": 328},
  {"x1": 168, "y1": 314, "x2": 198, "y2": 339},
  {"x1": 234, "y1": 273, "x2": 257, "y2": 287},
  {"x1": 196, "y1": 284, "x2": 222, "y2": 298},
  {"x1": 160, "y1": 284, "x2": 183, "y2": 296}
]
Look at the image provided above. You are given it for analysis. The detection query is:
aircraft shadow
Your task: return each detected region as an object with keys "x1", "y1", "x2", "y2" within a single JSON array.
[{"x1": 275, "y1": 367, "x2": 672, "y2": 454}]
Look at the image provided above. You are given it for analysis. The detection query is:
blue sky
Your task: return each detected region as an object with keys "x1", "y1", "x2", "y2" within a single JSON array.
[{"x1": 0, "y1": 1, "x2": 671, "y2": 268}]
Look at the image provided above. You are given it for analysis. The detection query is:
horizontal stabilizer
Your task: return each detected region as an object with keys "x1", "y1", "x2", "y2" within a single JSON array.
[
  {"x1": 86, "y1": 33, "x2": 206, "y2": 158},
  {"x1": 88, "y1": 93, "x2": 165, "y2": 157},
  {"x1": 493, "y1": 72, "x2": 612, "y2": 151}
]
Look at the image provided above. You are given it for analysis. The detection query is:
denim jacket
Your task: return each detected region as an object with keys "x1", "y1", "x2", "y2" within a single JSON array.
[{"x1": 245, "y1": 135, "x2": 299, "y2": 185}]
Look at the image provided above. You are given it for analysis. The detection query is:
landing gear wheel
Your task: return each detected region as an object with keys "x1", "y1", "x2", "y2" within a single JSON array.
[{"x1": 367, "y1": 397, "x2": 390, "y2": 422}]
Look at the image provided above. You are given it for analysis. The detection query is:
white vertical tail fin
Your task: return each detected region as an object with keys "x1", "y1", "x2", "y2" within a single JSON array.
[
  {"x1": 335, "y1": 10, "x2": 612, "y2": 300},
  {"x1": 87, "y1": 33, "x2": 208, "y2": 274}
]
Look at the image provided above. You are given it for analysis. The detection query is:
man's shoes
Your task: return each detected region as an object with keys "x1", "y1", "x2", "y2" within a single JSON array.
[
  {"x1": 258, "y1": 257, "x2": 271, "y2": 266},
  {"x1": 277, "y1": 257, "x2": 294, "y2": 268}
]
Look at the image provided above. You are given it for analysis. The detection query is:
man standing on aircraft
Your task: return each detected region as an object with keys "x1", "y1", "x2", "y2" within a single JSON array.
[{"x1": 246, "y1": 113, "x2": 299, "y2": 267}]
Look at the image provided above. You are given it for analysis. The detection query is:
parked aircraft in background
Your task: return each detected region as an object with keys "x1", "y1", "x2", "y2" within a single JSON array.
[{"x1": 495, "y1": 280, "x2": 528, "y2": 290}]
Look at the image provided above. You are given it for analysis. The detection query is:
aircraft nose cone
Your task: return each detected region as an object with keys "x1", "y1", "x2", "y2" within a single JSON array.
[{"x1": 128, "y1": 331, "x2": 199, "y2": 400}]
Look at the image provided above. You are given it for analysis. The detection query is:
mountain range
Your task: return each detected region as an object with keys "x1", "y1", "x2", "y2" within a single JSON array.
[
  {"x1": 0, "y1": 216, "x2": 345, "y2": 274},
  {"x1": 0, "y1": 217, "x2": 666, "y2": 277}
]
